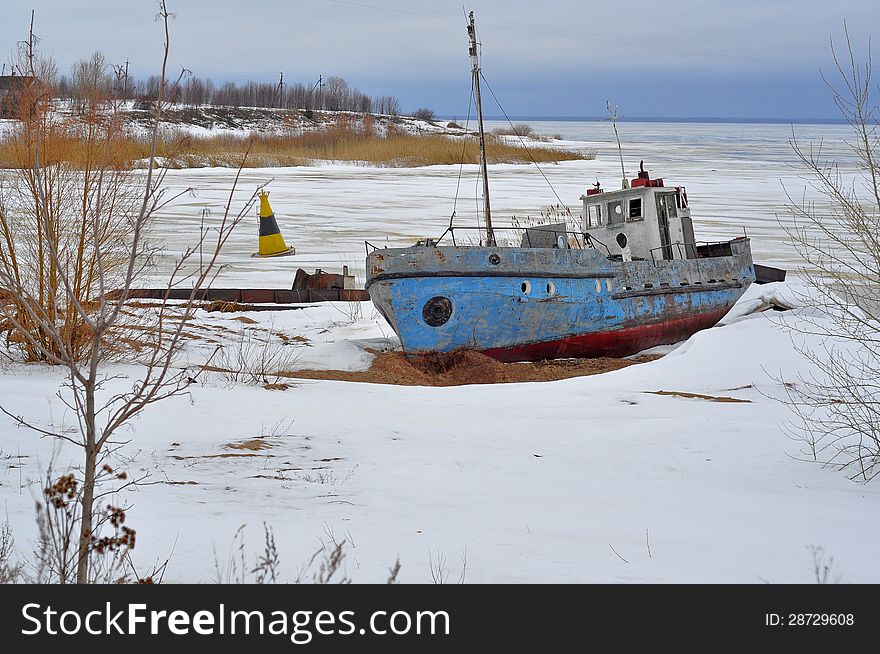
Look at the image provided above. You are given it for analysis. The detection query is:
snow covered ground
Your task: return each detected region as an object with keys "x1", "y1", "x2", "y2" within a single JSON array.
[{"x1": 1, "y1": 121, "x2": 877, "y2": 583}]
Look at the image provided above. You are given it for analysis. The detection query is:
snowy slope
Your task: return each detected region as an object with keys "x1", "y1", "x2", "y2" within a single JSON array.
[{"x1": 0, "y1": 282, "x2": 877, "y2": 583}]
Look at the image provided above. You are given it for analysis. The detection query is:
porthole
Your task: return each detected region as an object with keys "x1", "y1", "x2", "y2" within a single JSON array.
[
  {"x1": 489, "y1": 253, "x2": 501, "y2": 265},
  {"x1": 547, "y1": 282, "x2": 556, "y2": 295},
  {"x1": 521, "y1": 281, "x2": 532, "y2": 294},
  {"x1": 422, "y1": 296, "x2": 453, "y2": 327}
]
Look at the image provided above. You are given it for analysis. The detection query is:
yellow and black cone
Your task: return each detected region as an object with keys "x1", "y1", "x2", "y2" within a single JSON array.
[{"x1": 252, "y1": 191, "x2": 294, "y2": 258}]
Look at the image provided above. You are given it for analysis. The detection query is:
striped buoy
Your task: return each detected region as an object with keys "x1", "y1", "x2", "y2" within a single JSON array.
[{"x1": 252, "y1": 191, "x2": 294, "y2": 258}]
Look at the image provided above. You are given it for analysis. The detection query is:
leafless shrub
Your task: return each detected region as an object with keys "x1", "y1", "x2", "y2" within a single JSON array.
[
  {"x1": 0, "y1": 3, "x2": 254, "y2": 583},
  {"x1": 259, "y1": 416, "x2": 296, "y2": 439},
  {"x1": 428, "y1": 548, "x2": 467, "y2": 584},
  {"x1": 213, "y1": 324, "x2": 302, "y2": 385},
  {"x1": 809, "y1": 545, "x2": 842, "y2": 584},
  {"x1": 493, "y1": 123, "x2": 533, "y2": 137},
  {"x1": 0, "y1": 520, "x2": 23, "y2": 583},
  {"x1": 0, "y1": 54, "x2": 145, "y2": 364},
  {"x1": 411, "y1": 107, "x2": 436, "y2": 122},
  {"x1": 779, "y1": 26, "x2": 880, "y2": 482},
  {"x1": 336, "y1": 286, "x2": 366, "y2": 324}
]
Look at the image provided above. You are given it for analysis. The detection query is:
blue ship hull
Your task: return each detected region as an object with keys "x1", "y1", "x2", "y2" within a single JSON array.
[{"x1": 365, "y1": 238, "x2": 755, "y2": 361}]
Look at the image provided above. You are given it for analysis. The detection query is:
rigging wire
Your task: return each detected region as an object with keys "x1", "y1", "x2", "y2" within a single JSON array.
[
  {"x1": 479, "y1": 72, "x2": 571, "y2": 213},
  {"x1": 450, "y1": 80, "x2": 474, "y2": 225},
  {"x1": 474, "y1": 134, "x2": 483, "y2": 244}
]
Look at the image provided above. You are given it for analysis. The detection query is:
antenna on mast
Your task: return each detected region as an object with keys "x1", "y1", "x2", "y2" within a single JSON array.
[
  {"x1": 467, "y1": 10, "x2": 495, "y2": 246},
  {"x1": 606, "y1": 100, "x2": 630, "y2": 190}
]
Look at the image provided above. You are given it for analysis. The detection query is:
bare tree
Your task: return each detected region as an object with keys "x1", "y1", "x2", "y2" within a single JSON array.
[
  {"x1": 27, "y1": 51, "x2": 400, "y2": 114},
  {"x1": 781, "y1": 26, "x2": 880, "y2": 482},
  {"x1": 0, "y1": 2, "x2": 256, "y2": 582},
  {"x1": 375, "y1": 95, "x2": 400, "y2": 117},
  {"x1": 70, "y1": 51, "x2": 110, "y2": 115},
  {"x1": 323, "y1": 76, "x2": 352, "y2": 112}
]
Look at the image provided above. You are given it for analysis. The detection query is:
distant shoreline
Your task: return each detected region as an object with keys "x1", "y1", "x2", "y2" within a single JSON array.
[{"x1": 442, "y1": 115, "x2": 850, "y2": 125}]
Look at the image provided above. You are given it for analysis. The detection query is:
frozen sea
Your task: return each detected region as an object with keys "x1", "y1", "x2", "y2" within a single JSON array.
[{"x1": 151, "y1": 120, "x2": 855, "y2": 288}]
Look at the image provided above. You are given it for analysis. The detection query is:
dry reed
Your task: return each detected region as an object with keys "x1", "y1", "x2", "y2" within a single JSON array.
[{"x1": 0, "y1": 118, "x2": 588, "y2": 169}]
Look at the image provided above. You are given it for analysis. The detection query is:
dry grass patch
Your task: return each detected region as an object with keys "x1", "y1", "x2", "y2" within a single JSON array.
[
  {"x1": 262, "y1": 382, "x2": 291, "y2": 391},
  {"x1": 202, "y1": 301, "x2": 256, "y2": 313},
  {"x1": 646, "y1": 390, "x2": 752, "y2": 403},
  {"x1": 226, "y1": 438, "x2": 275, "y2": 451},
  {"x1": 169, "y1": 452, "x2": 272, "y2": 460},
  {"x1": 278, "y1": 350, "x2": 660, "y2": 386}
]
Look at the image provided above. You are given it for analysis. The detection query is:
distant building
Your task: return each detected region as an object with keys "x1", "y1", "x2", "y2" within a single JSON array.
[{"x1": 0, "y1": 75, "x2": 36, "y2": 118}]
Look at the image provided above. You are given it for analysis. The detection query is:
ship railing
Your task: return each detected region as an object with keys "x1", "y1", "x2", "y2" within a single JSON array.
[
  {"x1": 366, "y1": 226, "x2": 612, "y2": 256},
  {"x1": 648, "y1": 241, "x2": 690, "y2": 264},
  {"x1": 436, "y1": 225, "x2": 610, "y2": 252},
  {"x1": 647, "y1": 239, "x2": 741, "y2": 265}
]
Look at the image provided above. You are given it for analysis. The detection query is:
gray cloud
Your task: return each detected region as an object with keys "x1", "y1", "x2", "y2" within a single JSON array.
[{"x1": 1, "y1": 0, "x2": 875, "y2": 117}]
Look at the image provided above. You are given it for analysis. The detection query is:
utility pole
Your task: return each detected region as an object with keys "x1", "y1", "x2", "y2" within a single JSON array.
[
  {"x1": 467, "y1": 11, "x2": 494, "y2": 246},
  {"x1": 277, "y1": 71, "x2": 284, "y2": 108},
  {"x1": 309, "y1": 75, "x2": 325, "y2": 110},
  {"x1": 123, "y1": 60, "x2": 130, "y2": 98}
]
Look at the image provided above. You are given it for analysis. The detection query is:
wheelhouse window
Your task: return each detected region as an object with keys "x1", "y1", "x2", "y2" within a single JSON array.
[
  {"x1": 586, "y1": 204, "x2": 603, "y2": 228},
  {"x1": 607, "y1": 201, "x2": 624, "y2": 225},
  {"x1": 628, "y1": 197, "x2": 643, "y2": 220}
]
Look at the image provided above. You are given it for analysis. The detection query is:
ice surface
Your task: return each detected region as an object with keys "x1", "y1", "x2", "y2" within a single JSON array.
[{"x1": 146, "y1": 121, "x2": 857, "y2": 289}]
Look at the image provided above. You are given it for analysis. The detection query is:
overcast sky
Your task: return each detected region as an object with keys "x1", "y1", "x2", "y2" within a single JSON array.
[{"x1": 1, "y1": 0, "x2": 877, "y2": 119}]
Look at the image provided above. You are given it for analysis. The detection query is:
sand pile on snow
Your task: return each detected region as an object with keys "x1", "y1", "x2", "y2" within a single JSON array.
[{"x1": 282, "y1": 350, "x2": 659, "y2": 386}]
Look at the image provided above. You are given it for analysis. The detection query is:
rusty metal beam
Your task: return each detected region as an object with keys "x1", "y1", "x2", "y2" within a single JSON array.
[{"x1": 118, "y1": 288, "x2": 370, "y2": 304}]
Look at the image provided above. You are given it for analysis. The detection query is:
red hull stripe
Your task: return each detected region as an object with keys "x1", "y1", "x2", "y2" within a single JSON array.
[{"x1": 481, "y1": 307, "x2": 731, "y2": 362}]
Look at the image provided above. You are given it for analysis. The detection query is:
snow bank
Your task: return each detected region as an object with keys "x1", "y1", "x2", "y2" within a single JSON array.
[{"x1": 0, "y1": 279, "x2": 876, "y2": 583}]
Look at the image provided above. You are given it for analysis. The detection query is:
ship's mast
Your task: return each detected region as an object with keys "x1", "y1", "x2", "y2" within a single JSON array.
[{"x1": 467, "y1": 11, "x2": 495, "y2": 246}]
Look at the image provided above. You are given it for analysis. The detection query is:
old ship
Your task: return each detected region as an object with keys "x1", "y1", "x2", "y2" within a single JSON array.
[{"x1": 365, "y1": 12, "x2": 755, "y2": 362}]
